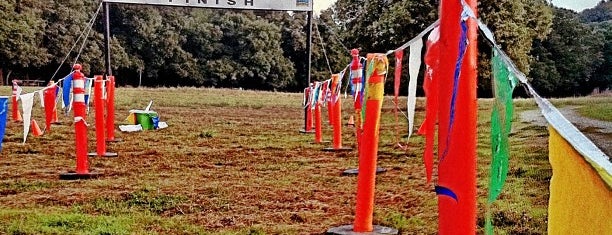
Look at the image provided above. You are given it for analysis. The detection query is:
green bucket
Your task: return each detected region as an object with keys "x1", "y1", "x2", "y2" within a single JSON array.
[{"x1": 133, "y1": 111, "x2": 158, "y2": 130}]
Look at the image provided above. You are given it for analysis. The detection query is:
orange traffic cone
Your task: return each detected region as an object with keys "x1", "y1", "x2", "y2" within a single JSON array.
[
  {"x1": 16, "y1": 111, "x2": 23, "y2": 122},
  {"x1": 31, "y1": 119, "x2": 43, "y2": 137},
  {"x1": 347, "y1": 115, "x2": 355, "y2": 126},
  {"x1": 51, "y1": 108, "x2": 60, "y2": 124}
]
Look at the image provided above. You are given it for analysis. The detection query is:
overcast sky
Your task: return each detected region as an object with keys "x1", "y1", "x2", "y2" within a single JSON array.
[{"x1": 313, "y1": 0, "x2": 603, "y2": 14}]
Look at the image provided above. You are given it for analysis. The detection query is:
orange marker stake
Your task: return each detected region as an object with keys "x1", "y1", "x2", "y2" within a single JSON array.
[
  {"x1": 353, "y1": 54, "x2": 389, "y2": 232},
  {"x1": 43, "y1": 84, "x2": 57, "y2": 131},
  {"x1": 11, "y1": 80, "x2": 21, "y2": 122},
  {"x1": 324, "y1": 74, "x2": 351, "y2": 152},
  {"x1": 314, "y1": 102, "x2": 323, "y2": 143},
  {"x1": 327, "y1": 55, "x2": 395, "y2": 234},
  {"x1": 306, "y1": 101, "x2": 314, "y2": 132},
  {"x1": 105, "y1": 76, "x2": 121, "y2": 142},
  {"x1": 89, "y1": 76, "x2": 117, "y2": 157},
  {"x1": 60, "y1": 64, "x2": 100, "y2": 180},
  {"x1": 437, "y1": 0, "x2": 478, "y2": 233}
]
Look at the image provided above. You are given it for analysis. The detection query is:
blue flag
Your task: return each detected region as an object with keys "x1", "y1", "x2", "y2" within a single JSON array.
[
  {"x1": 62, "y1": 73, "x2": 74, "y2": 111},
  {"x1": 0, "y1": 97, "x2": 8, "y2": 152}
]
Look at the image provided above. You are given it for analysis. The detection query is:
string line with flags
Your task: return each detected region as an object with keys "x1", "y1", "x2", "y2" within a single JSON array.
[{"x1": 8, "y1": 74, "x2": 111, "y2": 145}]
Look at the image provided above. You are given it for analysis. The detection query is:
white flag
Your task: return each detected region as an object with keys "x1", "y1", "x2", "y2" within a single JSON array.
[
  {"x1": 38, "y1": 90, "x2": 45, "y2": 108},
  {"x1": 407, "y1": 39, "x2": 424, "y2": 140},
  {"x1": 20, "y1": 93, "x2": 35, "y2": 143}
]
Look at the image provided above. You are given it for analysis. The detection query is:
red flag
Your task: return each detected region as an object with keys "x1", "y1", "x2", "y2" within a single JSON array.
[{"x1": 418, "y1": 26, "x2": 440, "y2": 183}]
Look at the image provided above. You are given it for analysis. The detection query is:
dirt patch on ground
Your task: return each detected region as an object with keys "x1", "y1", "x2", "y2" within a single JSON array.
[{"x1": 520, "y1": 107, "x2": 612, "y2": 157}]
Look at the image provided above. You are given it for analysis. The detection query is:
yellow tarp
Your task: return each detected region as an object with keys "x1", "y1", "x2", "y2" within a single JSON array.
[{"x1": 548, "y1": 126, "x2": 612, "y2": 234}]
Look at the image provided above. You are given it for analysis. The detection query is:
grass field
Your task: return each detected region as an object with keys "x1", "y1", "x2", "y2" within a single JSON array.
[{"x1": 0, "y1": 87, "x2": 606, "y2": 234}]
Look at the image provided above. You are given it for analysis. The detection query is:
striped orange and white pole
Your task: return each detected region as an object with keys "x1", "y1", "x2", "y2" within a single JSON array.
[
  {"x1": 60, "y1": 64, "x2": 99, "y2": 180},
  {"x1": 89, "y1": 76, "x2": 118, "y2": 157},
  {"x1": 11, "y1": 80, "x2": 22, "y2": 122},
  {"x1": 350, "y1": 49, "x2": 363, "y2": 150}
]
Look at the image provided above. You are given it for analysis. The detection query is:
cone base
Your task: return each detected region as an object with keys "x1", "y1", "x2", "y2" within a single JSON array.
[
  {"x1": 59, "y1": 171, "x2": 101, "y2": 180},
  {"x1": 322, "y1": 147, "x2": 352, "y2": 152},
  {"x1": 312, "y1": 140, "x2": 331, "y2": 144},
  {"x1": 88, "y1": 152, "x2": 119, "y2": 157},
  {"x1": 326, "y1": 225, "x2": 398, "y2": 235},
  {"x1": 299, "y1": 129, "x2": 316, "y2": 134},
  {"x1": 342, "y1": 167, "x2": 387, "y2": 176},
  {"x1": 106, "y1": 138, "x2": 123, "y2": 143}
]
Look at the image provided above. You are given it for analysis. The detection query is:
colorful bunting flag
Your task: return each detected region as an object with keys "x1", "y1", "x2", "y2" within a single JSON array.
[
  {"x1": 486, "y1": 48, "x2": 518, "y2": 234},
  {"x1": 38, "y1": 90, "x2": 44, "y2": 108},
  {"x1": 302, "y1": 87, "x2": 310, "y2": 108},
  {"x1": 20, "y1": 93, "x2": 35, "y2": 143},
  {"x1": 62, "y1": 73, "x2": 74, "y2": 113},
  {"x1": 441, "y1": 12, "x2": 470, "y2": 160},
  {"x1": 407, "y1": 39, "x2": 423, "y2": 140},
  {"x1": 418, "y1": 26, "x2": 441, "y2": 183}
]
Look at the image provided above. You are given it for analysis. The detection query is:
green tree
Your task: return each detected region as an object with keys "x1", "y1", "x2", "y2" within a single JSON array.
[
  {"x1": 478, "y1": 0, "x2": 553, "y2": 96},
  {"x1": 587, "y1": 21, "x2": 612, "y2": 91},
  {"x1": 0, "y1": 0, "x2": 49, "y2": 83},
  {"x1": 529, "y1": 7, "x2": 605, "y2": 96},
  {"x1": 580, "y1": 0, "x2": 611, "y2": 22}
]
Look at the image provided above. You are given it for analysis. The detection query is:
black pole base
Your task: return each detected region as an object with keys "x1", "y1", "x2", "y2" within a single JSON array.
[
  {"x1": 342, "y1": 167, "x2": 388, "y2": 176},
  {"x1": 88, "y1": 152, "x2": 118, "y2": 157},
  {"x1": 59, "y1": 171, "x2": 101, "y2": 180},
  {"x1": 322, "y1": 147, "x2": 353, "y2": 152},
  {"x1": 105, "y1": 138, "x2": 123, "y2": 143},
  {"x1": 299, "y1": 129, "x2": 316, "y2": 134},
  {"x1": 327, "y1": 225, "x2": 398, "y2": 235}
]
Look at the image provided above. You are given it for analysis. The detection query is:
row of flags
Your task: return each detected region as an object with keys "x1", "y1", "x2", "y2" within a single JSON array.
[{"x1": 1, "y1": 72, "x2": 102, "y2": 152}]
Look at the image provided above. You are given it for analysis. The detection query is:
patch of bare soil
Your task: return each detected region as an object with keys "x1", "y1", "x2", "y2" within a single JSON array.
[{"x1": 520, "y1": 107, "x2": 612, "y2": 157}]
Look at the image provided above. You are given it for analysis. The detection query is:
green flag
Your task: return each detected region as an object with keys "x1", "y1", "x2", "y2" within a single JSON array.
[{"x1": 487, "y1": 49, "x2": 518, "y2": 234}]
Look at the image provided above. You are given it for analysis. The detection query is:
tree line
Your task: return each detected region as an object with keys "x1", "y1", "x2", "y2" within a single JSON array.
[{"x1": 0, "y1": 0, "x2": 609, "y2": 97}]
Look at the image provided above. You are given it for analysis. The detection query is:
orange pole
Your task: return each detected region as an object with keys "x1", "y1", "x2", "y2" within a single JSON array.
[
  {"x1": 105, "y1": 76, "x2": 117, "y2": 141},
  {"x1": 350, "y1": 49, "x2": 363, "y2": 150},
  {"x1": 94, "y1": 76, "x2": 107, "y2": 155},
  {"x1": 11, "y1": 80, "x2": 20, "y2": 122},
  {"x1": 314, "y1": 102, "x2": 322, "y2": 143},
  {"x1": 72, "y1": 65, "x2": 90, "y2": 174},
  {"x1": 353, "y1": 54, "x2": 388, "y2": 232},
  {"x1": 331, "y1": 74, "x2": 343, "y2": 149},
  {"x1": 303, "y1": 87, "x2": 310, "y2": 131},
  {"x1": 437, "y1": 0, "x2": 478, "y2": 233},
  {"x1": 306, "y1": 102, "x2": 313, "y2": 133},
  {"x1": 51, "y1": 85, "x2": 60, "y2": 124},
  {"x1": 43, "y1": 84, "x2": 56, "y2": 132}
]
